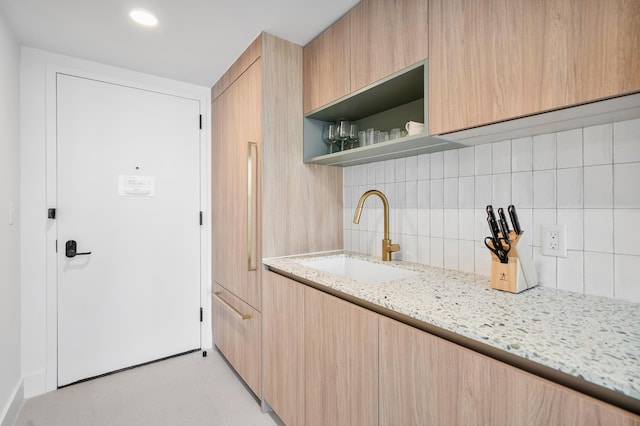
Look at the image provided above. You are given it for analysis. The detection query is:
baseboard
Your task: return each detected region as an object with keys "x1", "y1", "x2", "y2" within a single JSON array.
[
  {"x1": 0, "y1": 380, "x2": 23, "y2": 426},
  {"x1": 22, "y1": 370, "x2": 47, "y2": 399}
]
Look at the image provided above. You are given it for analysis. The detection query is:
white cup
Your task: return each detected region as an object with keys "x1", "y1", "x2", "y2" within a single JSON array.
[{"x1": 405, "y1": 121, "x2": 424, "y2": 136}]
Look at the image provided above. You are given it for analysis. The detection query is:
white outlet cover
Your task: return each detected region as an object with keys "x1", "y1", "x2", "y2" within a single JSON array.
[{"x1": 542, "y1": 224, "x2": 567, "y2": 257}]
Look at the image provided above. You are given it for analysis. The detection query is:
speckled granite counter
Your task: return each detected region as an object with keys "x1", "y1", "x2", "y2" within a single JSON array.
[{"x1": 263, "y1": 250, "x2": 640, "y2": 412}]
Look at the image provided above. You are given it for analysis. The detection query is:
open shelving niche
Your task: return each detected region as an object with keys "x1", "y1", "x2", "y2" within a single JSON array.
[{"x1": 303, "y1": 60, "x2": 464, "y2": 167}]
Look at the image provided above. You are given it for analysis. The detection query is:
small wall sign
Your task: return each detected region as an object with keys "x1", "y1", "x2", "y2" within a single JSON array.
[{"x1": 118, "y1": 175, "x2": 155, "y2": 196}]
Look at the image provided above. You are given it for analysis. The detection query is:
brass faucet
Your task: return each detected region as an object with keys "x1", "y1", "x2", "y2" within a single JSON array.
[{"x1": 353, "y1": 190, "x2": 400, "y2": 261}]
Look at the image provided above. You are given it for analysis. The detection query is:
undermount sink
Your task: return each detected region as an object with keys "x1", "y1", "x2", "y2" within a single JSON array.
[{"x1": 296, "y1": 255, "x2": 418, "y2": 284}]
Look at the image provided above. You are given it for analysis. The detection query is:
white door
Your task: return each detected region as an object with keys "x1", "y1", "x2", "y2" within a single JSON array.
[{"x1": 56, "y1": 74, "x2": 202, "y2": 386}]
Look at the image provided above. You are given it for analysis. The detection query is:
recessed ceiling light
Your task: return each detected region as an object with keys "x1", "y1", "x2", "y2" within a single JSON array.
[{"x1": 129, "y1": 8, "x2": 158, "y2": 27}]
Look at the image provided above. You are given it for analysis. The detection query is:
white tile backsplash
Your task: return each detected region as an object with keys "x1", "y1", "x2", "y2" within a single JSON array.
[
  {"x1": 492, "y1": 140, "x2": 512, "y2": 174},
  {"x1": 533, "y1": 170, "x2": 556, "y2": 208},
  {"x1": 556, "y1": 168, "x2": 583, "y2": 208},
  {"x1": 583, "y1": 165, "x2": 613, "y2": 208},
  {"x1": 583, "y1": 123, "x2": 613, "y2": 166},
  {"x1": 444, "y1": 150, "x2": 459, "y2": 178},
  {"x1": 614, "y1": 209, "x2": 640, "y2": 256},
  {"x1": 443, "y1": 178, "x2": 459, "y2": 208},
  {"x1": 584, "y1": 252, "x2": 614, "y2": 298},
  {"x1": 430, "y1": 179, "x2": 444, "y2": 208},
  {"x1": 511, "y1": 136, "x2": 532, "y2": 172},
  {"x1": 533, "y1": 133, "x2": 556, "y2": 170},
  {"x1": 613, "y1": 118, "x2": 640, "y2": 164},
  {"x1": 431, "y1": 151, "x2": 444, "y2": 179},
  {"x1": 511, "y1": 172, "x2": 533, "y2": 208},
  {"x1": 459, "y1": 176, "x2": 475, "y2": 209},
  {"x1": 458, "y1": 146, "x2": 475, "y2": 177},
  {"x1": 615, "y1": 254, "x2": 640, "y2": 303},
  {"x1": 584, "y1": 209, "x2": 613, "y2": 253},
  {"x1": 614, "y1": 163, "x2": 640, "y2": 208},
  {"x1": 343, "y1": 119, "x2": 640, "y2": 303},
  {"x1": 556, "y1": 128, "x2": 583, "y2": 168},
  {"x1": 474, "y1": 144, "x2": 492, "y2": 175}
]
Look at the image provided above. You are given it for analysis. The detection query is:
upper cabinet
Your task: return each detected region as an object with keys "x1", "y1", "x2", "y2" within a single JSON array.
[
  {"x1": 303, "y1": 0, "x2": 429, "y2": 115},
  {"x1": 429, "y1": 0, "x2": 640, "y2": 135},
  {"x1": 350, "y1": 0, "x2": 429, "y2": 93},
  {"x1": 303, "y1": 13, "x2": 351, "y2": 114}
]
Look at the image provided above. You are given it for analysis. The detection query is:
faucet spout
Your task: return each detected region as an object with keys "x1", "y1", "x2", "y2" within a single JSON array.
[{"x1": 353, "y1": 190, "x2": 400, "y2": 261}]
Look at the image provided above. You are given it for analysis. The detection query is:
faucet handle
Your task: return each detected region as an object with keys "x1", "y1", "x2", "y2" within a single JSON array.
[{"x1": 382, "y1": 239, "x2": 401, "y2": 261}]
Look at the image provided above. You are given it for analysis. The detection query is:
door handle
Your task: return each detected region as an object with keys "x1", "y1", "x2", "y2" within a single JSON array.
[{"x1": 65, "y1": 240, "x2": 92, "y2": 258}]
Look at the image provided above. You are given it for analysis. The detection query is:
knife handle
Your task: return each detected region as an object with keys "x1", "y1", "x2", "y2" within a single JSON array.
[
  {"x1": 499, "y1": 218, "x2": 511, "y2": 243},
  {"x1": 508, "y1": 205, "x2": 522, "y2": 235},
  {"x1": 487, "y1": 215, "x2": 501, "y2": 241},
  {"x1": 498, "y1": 207, "x2": 510, "y2": 233}
]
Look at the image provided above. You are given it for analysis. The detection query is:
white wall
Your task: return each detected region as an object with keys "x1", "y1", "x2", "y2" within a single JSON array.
[
  {"x1": 0, "y1": 10, "x2": 23, "y2": 426},
  {"x1": 344, "y1": 119, "x2": 640, "y2": 303},
  {"x1": 20, "y1": 47, "x2": 211, "y2": 397}
]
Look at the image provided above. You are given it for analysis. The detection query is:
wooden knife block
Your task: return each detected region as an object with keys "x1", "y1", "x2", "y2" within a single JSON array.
[{"x1": 489, "y1": 232, "x2": 538, "y2": 293}]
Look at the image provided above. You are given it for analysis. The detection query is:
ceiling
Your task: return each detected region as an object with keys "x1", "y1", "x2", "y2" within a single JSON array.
[{"x1": 0, "y1": 0, "x2": 360, "y2": 87}]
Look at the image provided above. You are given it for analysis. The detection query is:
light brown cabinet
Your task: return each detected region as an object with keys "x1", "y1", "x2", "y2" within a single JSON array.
[
  {"x1": 262, "y1": 271, "x2": 305, "y2": 426},
  {"x1": 212, "y1": 33, "x2": 343, "y2": 401},
  {"x1": 303, "y1": 0, "x2": 428, "y2": 114},
  {"x1": 212, "y1": 51, "x2": 262, "y2": 311},
  {"x1": 379, "y1": 316, "x2": 640, "y2": 426},
  {"x1": 429, "y1": 0, "x2": 640, "y2": 135},
  {"x1": 303, "y1": 13, "x2": 351, "y2": 114},
  {"x1": 350, "y1": 0, "x2": 428, "y2": 93},
  {"x1": 211, "y1": 283, "x2": 261, "y2": 397},
  {"x1": 304, "y1": 286, "x2": 379, "y2": 426},
  {"x1": 262, "y1": 271, "x2": 379, "y2": 426}
]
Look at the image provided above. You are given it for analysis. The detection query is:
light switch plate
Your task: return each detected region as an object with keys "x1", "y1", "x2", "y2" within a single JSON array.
[{"x1": 542, "y1": 224, "x2": 567, "y2": 257}]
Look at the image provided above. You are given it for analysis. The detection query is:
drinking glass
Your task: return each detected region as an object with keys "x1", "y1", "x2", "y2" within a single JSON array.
[
  {"x1": 336, "y1": 119, "x2": 350, "y2": 151},
  {"x1": 366, "y1": 128, "x2": 376, "y2": 145},
  {"x1": 348, "y1": 123, "x2": 359, "y2": 149},
  {"x1": 323, "y1": 123, "x2": 338, "y2": 154}
]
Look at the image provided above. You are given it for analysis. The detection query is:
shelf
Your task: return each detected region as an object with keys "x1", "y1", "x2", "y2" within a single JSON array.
[
  {"x1": 305, "y1": 63, "x2": 425, "y2": 122},
  {"x1": 304, "y1": 61, "x2": 435, "y2": 166},
  {"x1": 304, "y1": 133, "x2": 464, "y2": 167}
]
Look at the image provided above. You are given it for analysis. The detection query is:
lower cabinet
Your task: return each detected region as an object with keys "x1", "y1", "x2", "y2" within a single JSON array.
[
  {"x1": 262, "y1": 271, "x2": 378, "y2": 426},
  {"x1": 304, "y1": 284, "x2": 379, "y2": 426},
  {"x1": 212, "y1": 282, "x2": 261, "y2": 398},
  {"x1": 379, "y1": 316, "x2": 640, "y2": 426},
  {"x1": 263, "y1": 271, "x2": 305, "y2": 426},
  {"x1": 263, "y1": 272, "x2": 640, "y2": 425}
]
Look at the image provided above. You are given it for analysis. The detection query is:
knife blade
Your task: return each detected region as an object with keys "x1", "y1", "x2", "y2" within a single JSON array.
[
  {"x1": 508, "y1": 205, "x2": 522, "y2": 235},
  {"x1": 498, "y1": 207, "x2": 510, "y2": 234}
]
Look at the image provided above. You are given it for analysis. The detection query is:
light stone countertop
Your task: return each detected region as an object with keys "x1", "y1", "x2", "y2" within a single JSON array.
[{"x1": 263, "y1": 250, "x2": 640, "y2": 407}]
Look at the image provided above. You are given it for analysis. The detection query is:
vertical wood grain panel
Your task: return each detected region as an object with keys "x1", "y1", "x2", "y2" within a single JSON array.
[
  {"x1": 211, "y1": 36, "x2": 262, "y2": 101},
  {"x1": 212, "y1": 59, "x2": 262, "y2": 310},
  {"x1": 303, "y1": 13, "x2": 352, "y2": 114},
  {"x1": 262, "y1": 33, "x2": 343, "y2": 259},
  {"x1": 262, "y1": 271, "x2": 305, "y2": 426},
  {"x1": 211, "y1": 283, "x2": 261, "y2": 398},
  {"x1": 429, "y1": 0, "x2": 640, "y2": 135},
  {"x1": 305, "y1": 287, "x2": 378, "y2": 426},
  {"x1": 350, "y1": 0, "x2": 428, "y2": 92},
  {"x1": 379, "y1": 317, "x2": 640, "y2": 425}
]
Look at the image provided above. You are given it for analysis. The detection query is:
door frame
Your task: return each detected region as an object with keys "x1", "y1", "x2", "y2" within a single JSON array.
[{"x1": 44, "y1": 64, "x2": 211, "y2": 392}]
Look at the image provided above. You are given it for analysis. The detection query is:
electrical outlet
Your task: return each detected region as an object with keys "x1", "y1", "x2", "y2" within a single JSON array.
[{"x1": 542, "y1": 224, "x2": 567, "y2": 257}]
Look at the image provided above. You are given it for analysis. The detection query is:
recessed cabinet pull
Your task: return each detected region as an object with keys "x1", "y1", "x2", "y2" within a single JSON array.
[
  {"x1": 247, "y1": 141, "x2": 258, "y2": 272},
  {"x1": 213, "y1": 292, "x2": 251, "y2": 321}
]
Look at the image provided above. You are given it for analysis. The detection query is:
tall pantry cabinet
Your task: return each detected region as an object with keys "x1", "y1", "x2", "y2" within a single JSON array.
[{"x1": 211, "y1": 33, "x2": 343, "y2": 399}]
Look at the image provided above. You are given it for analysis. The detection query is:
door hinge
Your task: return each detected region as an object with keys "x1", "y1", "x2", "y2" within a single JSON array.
[
  {"x1": 200, "y1": 307, "x2": 203, "y2": 322},
  {"x1": 199, "y1": 115, "x2": 202, "y2": 130},
  {"x1": 48, "y1": 208, "x2": 56, "y2": 219},
  {"x1": 55, "y1": 240, "x2": 58, "y2": 253},
  {"x1": 199, "y1": 211, "x2": 203, "y2": 226}
]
